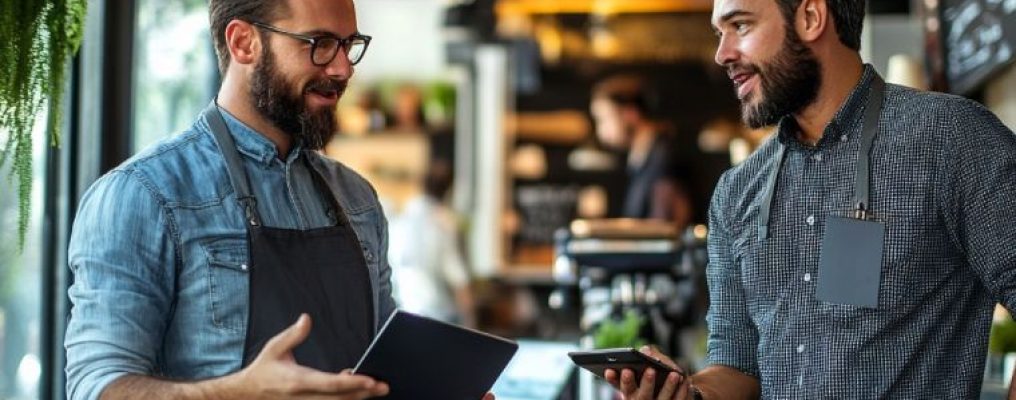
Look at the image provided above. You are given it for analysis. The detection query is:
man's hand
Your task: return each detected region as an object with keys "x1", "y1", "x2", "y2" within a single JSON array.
[
  {"x1": 100, "y1": 314, "x2": 390, "y2": 400},
  {"x1": 227, "y1": 314, "x2": 390, "y2": 399},
  {"x1": 603, "y1": 346, "x2": 691, "y2": 400}
]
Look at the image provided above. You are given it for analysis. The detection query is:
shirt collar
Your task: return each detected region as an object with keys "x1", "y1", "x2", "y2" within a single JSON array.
[
  {"x1": 776, "y1": 64, "x2": 879, "y2": 150},
  {"x1": 214, "y1": 105, "x2": 305, "y2": 166}
]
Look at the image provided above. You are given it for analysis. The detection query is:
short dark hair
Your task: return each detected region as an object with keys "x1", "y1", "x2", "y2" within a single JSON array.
[
  {"x1": 209, "y1": 0, "x2": 288, "y2": 75},
  {"x1": 775, "y1": 0, "x2": 865, "y2": 51},
  {"x1": 591, "y1": 75, "x2": 663, "y2": 119}
]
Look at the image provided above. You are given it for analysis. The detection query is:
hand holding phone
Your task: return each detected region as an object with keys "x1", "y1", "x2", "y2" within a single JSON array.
[{"x1": 569, "y1": 347, "x2": 686, "y2": 397}]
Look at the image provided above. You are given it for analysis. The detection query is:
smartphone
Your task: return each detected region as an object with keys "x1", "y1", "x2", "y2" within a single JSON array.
[{"x1": 568, "y1": 348, "x2": 686, "y2": 397}]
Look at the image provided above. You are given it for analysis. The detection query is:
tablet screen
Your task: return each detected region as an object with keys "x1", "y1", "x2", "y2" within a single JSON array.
[{"x1": 352, "y1": 310, "x2": 518, "y2": 400}]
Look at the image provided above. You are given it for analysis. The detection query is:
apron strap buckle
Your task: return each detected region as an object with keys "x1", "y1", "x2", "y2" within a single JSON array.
[{"x1": 240, "y1": 196, "x2": 261, "y2": 226}]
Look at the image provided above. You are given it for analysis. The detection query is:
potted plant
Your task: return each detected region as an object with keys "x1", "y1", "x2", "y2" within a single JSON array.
[
  {"x1": 589, "y1": 310, "x2": 648, "y2": 400},
  {"x1": 593, "y1": 309, "x2": 648, "y2": 350},
  {"x1": 0, "y1": 0, "x2": 87, "y2": 249}
]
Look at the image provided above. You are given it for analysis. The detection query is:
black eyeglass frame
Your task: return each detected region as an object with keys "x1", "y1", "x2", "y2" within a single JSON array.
[{"x1": 250, "y1": 21, "x2": 372, "y2": 66}]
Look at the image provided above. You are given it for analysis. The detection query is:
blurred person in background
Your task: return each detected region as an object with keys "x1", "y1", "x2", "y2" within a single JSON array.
[
  {"x1": 389, "y1": 83, "x2": 426, "y2": 134},
  {"x1": 590, "y1": 75, "x2": 694, "y2": 231},
  {"x1": 386, "y1": 160, "x2": 477, "y2": 328}
]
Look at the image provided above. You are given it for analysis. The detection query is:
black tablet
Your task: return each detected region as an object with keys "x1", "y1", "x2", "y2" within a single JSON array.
[
  {"x1": 352, "y1": 310, "x2": 519, "y2": 399},
  {"x1": 569, "y1": 348, "x2": 686, "y2": 397}
]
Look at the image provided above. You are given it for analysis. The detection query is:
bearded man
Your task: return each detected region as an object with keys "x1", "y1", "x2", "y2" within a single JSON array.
[
  {"x1": 605, "y1": 0, "x2": 1016, "y2": 398},
  {"x1": 64, "y1": 1, "x2": 497, "y2": 400}
]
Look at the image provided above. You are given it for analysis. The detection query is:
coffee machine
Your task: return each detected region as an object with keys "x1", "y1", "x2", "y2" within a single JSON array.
[{"x1": 550, "y1": 219, "x2": 708, "y2": 399}]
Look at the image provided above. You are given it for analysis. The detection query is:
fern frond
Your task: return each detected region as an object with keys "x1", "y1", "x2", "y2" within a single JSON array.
[{"x1": 0, "y1": 0, "x2": 88, "y2": 250}]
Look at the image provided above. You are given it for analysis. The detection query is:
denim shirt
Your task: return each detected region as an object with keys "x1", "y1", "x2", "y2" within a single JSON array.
[{"x1": 65, "y1": 108, "x2": 396, "y2": 400}]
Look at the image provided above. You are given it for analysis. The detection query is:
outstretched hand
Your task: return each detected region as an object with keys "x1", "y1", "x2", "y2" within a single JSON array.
[{"x1": 603, "y1": 346, "x2": 690, "y2": 400}]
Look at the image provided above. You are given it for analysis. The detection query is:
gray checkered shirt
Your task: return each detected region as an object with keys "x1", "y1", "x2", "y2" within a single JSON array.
[{"x1": 705, "y1": 65, "x2": 1016, "y2": 398}]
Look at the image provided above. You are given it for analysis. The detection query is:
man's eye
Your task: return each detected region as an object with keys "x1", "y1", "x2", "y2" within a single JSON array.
[{"x1": 733, "y1": 22, "x2": 750, "y2": 35}]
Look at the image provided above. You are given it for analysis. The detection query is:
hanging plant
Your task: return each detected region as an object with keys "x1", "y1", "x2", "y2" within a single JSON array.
[{"x1": 0, "y1": 0, "x2": 87, "y2": 249}]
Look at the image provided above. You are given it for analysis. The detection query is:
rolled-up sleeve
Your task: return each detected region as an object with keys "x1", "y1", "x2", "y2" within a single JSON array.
[
  {"x1": 374, "y1": 198, "x2": 397, "y2": 328},
  {"x1": 65, "y1": 170, "x2": 176, "y2": 400},
  {"x1": 938, "y1": 99, "x2": 1016, "y2": 313},
  {"x1": 704, "y1": 171, "x2": 760, "y2": 377}
]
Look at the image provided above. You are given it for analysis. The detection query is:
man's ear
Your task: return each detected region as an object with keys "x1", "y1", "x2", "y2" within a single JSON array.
[
  {"x1": 224, "y1": 20, "x2": 261, "y2": 66},
  {"x1": 795, "y1": 0, "x2": 829, "y2": 43}
]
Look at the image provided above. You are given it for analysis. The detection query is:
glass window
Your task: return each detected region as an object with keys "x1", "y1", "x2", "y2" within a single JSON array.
[
  {"x1": 132, "y1": 0, "x2": 216, "y2": 153},
  {"x1": 0, "y1": 110, "x2": 48, "y2": 399}
]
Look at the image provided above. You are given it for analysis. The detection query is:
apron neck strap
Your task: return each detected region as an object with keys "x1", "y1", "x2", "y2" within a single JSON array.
[
  {"x1": 204, "y1": 101, "x2": 262, "y2": 227},
  {"x1": 852, "y1": 75, "x2": 885, "y2": 219},
  {"x1": 758, "y1": 74, "x2": 886, "y2": 240},
  {"x1": 302, "y1": 154, "x2": 352, "y2": 227}
]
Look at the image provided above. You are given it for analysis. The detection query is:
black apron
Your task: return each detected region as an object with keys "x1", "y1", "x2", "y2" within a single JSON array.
[{"x1": 204, "y1": 103, "x2": 374, "y2": 372}]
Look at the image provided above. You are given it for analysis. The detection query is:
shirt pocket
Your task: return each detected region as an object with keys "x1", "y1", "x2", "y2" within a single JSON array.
[
  {"x1": 344, "y1": 207, "x2": 380, "y2": 274},
  {"x1": 733, "y1": 235, "x2": 786, "y2": 306},
  {"x1": 203, "y1": 241, "x2": 249, "y2": 332}
]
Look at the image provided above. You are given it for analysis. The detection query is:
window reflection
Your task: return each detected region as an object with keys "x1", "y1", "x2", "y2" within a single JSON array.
[
  {"x1": 132, "y1": 0, "x2": 216, "y2": 153},
  {"x1": 0, "y1": 110, "x2": 47, "y2": 400}
]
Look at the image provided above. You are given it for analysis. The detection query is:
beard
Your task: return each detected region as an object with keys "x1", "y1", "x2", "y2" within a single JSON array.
[
  {"x1": 249, "y1": 42, "x2": 346, "y2": 150},
  {"x1": 731, "y1": 27, "x2": 821, "y2": 129}
]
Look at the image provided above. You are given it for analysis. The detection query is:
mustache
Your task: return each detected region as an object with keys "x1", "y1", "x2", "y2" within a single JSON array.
[
  {"x1": 726, "y1": 62, "x2": 760, "y2": 78},
  {"x1": 304, "y1": 79, "x2": 347, "y2": 94}
]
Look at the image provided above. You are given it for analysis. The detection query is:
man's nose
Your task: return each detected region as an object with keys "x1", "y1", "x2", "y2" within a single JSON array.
[
  {"x1": 714, "y1": 34, "x2": 738, "y2": 66},
  {"x1": 323, "y1": 48, "x2": 353, "y2": 80}
]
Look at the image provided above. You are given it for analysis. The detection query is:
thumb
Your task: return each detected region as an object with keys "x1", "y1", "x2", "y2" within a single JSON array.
[{"x1": 261, "y1": 313, "x2": 312, "y2": 359}]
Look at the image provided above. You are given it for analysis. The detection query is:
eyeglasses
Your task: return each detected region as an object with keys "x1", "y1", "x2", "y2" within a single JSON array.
[{"x1": 251, "y1": 22, "x2": 372, "y2": 66}]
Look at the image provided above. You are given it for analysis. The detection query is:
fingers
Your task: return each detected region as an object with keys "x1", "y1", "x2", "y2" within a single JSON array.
[
  {"x1": 674, "y1": 378, "x2": 691, "y2": 400},
  {"x1": 640, "y1": 345, "x2": 681, "y2": 371},
  {"x1": 618, "y1": 368, "x2": 636, "y2": 395},
  {"x1": 294, "y1": 369, "x2": 383, "y2": 394},
  {"x1": 635, "y1": 368, "x2": 657, "y2": 400},
  {"x1": 655, "y1": 371, "x2": 684, "y2": 400},
  {"x1": 605, "y1": 368, "x2": 620, "y2": 387},
  {"x1": 618, "y1": 368, "x2": 655, "y2": 399},
  {"x1": 303, "y1": 385, "x2": 387, "y2": 400},
  {"x1": 262, "y1": 314, "x2": 312, "y2": 359},
  {"x1": 481, "y1": 392, "x2": 496, "y2": 400}
]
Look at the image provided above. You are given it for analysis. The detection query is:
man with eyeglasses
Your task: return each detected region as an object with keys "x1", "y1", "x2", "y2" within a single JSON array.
[{"x1": 65, "y1": 1, "x2": 495, "y2": 399}]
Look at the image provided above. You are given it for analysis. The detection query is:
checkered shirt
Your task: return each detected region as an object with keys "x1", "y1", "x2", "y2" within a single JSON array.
[{"x1": 705, "y1": 65, "x2": 1016, "y2": 399}]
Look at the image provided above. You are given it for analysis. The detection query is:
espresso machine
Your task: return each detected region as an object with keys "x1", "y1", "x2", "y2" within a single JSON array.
[{"x1": 550, "y1": 219, "x2": 708, "y2": 399}]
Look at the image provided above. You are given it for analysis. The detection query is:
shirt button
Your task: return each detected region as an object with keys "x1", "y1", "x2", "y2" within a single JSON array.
[
  {"x1": 803, "y1": 273, "x2": 811, "y2": 282},
  {"x1": 797, "y1": 344, "x2": 805, "y2": 353},
  {"x1": 806, "y1": 215, "x2": 816, "y2": 225},
  {"x1": 840, "y1": 134, "x2": 849, "y2": 142},
  {"x1": 813, "y1": 153, "x2": 823, "y2": 162},
  {"x1": 240, "y1": 264, "x2": 249, "y2": 271}
]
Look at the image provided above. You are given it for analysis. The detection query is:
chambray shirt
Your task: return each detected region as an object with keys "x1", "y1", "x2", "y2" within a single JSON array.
[
  {"x1": 706, "y1": 66, "x2": 1016, "y2": 398},
  {"x1": 65, "y1": 108, "x2": 396, "y2": 400}
]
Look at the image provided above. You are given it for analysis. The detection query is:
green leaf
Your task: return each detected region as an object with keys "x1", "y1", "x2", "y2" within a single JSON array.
[
  {"x1": 0, "y1": 0, "x2": 88, "y2": 250},
  {"x1": 990, "y1": 319, "x2": 1016, "y2": 355},
  {"x1": 593, "y1": 310, "x2": 647, "y2": 349}
]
